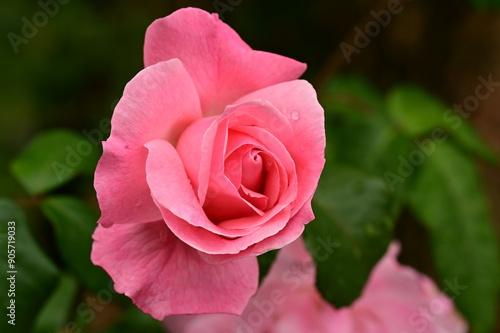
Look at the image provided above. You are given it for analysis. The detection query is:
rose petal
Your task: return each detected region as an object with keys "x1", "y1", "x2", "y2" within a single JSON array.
[
  {"x1": 91, "y1": 221, "x2": 258, "y2": 319},
  {"x1": 95, "y1": 59, "x2": 202, "y2": 226},
  {"x1": 226, "y1": 146, "x2": 265, "y2": 193},
  {"x1": 204, "y1": 128, "x2": 296, "y2": 222},
  {"x1": 164, "y1": 314, "x2": 238, "y2": 333},
  {"x1": 144, "y1": 139, "x2": 253, "y2": 239},
  {"x1": 200, "y1": 203, "x2": 312, "y2": 263},
  {"x1": 227, "y1": 126, "x2": 296, "y2": 210},
  {"x1": 108, "y1": 59, "x2": 201, "y2": 146},
  {"x1": 144, "y1": 8, "x2": 306, "y2": 115},
  {"x1": 145, "y1": 138, "x2": 296, "y2": 255},
  {"x1": 95, "y1": 141, "x2": 161, "y2": 226},
  {"x1": 177, "y1": 101, "x2": 297, "y2": 217},
  {"x1": 246, "y1": 201, "x2": 314, "y2": 256},
  {"x1": 175, "y1": 115, "x2": 216, "y2": 204}
]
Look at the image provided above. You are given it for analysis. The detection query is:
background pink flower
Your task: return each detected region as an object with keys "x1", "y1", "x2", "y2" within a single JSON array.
[
  {"x1": 91, "y1": 7, "x2": 325, "y2": 320},
  {"x1": 331, "y1": 242, "x2": 468, "y2": 333}
]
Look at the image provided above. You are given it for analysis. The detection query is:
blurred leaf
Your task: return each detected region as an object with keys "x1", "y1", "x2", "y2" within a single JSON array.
[
  {"x1": 376, "y1": 136, "x2": 419, "y2": 211},
  {"x1": 387, "y1": 85, "x2": 446, "y2": 138},
  {"x1": 322, "y1": 75, "x2": 385, "y2": 116},
  {"x1": 304, "y1": 165, "x2": 394, "y2": 307},
  {"x1": 323, "y1": 76, "x2": 400, "y2": 171},
  {"x1": 33, "y1": 274, "x2": 78, "y2": 333},
  {"x1": 10, "y1": 129, "x2": 100, "y2": 195},
  {"x1": 468, "y1": 0, "x2": 500, "y2": 10},
  {"x1": 329, "y1": 110, "x2": 389, "y2": 165},
  {"x1": 103, "y1": 307, "x2": 164, "y2": 333},
  {"x1": 325, "y1": 90, "x2": 415, "y2": 208},
  {"x1": 387, "y1": 85, "x2": 497, "y2": 162},
  {"x1": 409, "y1": 143, "x2": 500, "y2": 333},
  {"x1": 41, "y1": 196, "x2": 110, "y2": 292},
  {"x1": 257, "y1": 249, "x2": 279, "y2": 282},
  {"x1": 449, "y1": 120, "x2": 498, "y2": 163},
  {"x1": 0, "y1": 199, "x2": 59, "y2": 333}
]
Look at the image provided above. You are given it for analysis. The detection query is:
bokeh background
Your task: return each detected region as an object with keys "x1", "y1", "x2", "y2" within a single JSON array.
[{"x1": 1, "y1": 0, "x2": 499, "y2": 332}]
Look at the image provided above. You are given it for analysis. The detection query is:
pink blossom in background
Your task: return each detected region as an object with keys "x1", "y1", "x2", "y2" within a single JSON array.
[
  {"x1": 91, "y1": 7, "x2": 325, "y2": 319},
  {"x1": 331, "y1": 242, "x2": 468, "y2": 333},
  {"x1": 164, "y1": 239, "x2": 468, "y2": 333}
]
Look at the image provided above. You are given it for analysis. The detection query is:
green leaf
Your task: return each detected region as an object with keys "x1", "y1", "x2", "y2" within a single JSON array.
[
  {"x1": 387, "y1": 85, "x2": 447, "y2": 138},
  {"x1": 0, "y1": 199, "x2": 59, "y2": 333},
  {"x1": 322, "y1": 74, "x2": 385, "y2": 116},
  {"x1": 326, "y1": 100, "x2": 415, "y2": 208},
  {"x1": 33, "y1": 274, "x2": 78, "y2": 333},
  {"x1": 386, "y1": 85, "x2": 497, "y2": 162},
  {"x1": 328, "y1": 109, "x2": 409, "y2": 172},
  {"x1": 304, "y1": 166, "x2": 394, "y2": 307},
  {"x1": 41, "y1": 196, "x2": 110, "y2": 292},
  {"x1": 103, "y1": 307, "x2": 164, "y2": 333},
  {"x1": 468, "y1": 0, "x2": 500, "y2": 10},
  {"x1": 10, "y1": 129, "x2": 100, "y2": 195},
  {"x1": 323, "y1": 78, "x2": 419, "y2": 184},
  {"x1": 409, "y1": 143, "x2": 500, "y2": 333},
  {"x1": 257, "y1": 249, "x2": 279, "y2": 282},
  {"x1": 449, "y1": 120, "x2": 498, "y2": 164}
]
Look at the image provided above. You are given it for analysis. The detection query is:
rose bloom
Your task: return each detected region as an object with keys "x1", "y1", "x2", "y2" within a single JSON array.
[
  {"x1": 91, "y1": 8, "x2": 325, "y2": 319},
  {"x1": 164, "y1": 239, "x2": 468, "y2": 333}
]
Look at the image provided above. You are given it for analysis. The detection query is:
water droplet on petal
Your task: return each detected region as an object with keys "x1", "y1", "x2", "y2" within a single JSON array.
[{"x1": 290, "y1": 110, "x2": 300, "y2": 120}]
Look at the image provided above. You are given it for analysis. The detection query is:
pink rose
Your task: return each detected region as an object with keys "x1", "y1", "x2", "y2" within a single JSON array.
[
  {"x1": 164, "y1": 239, "x2": 467, "y2": 333},
  {"x1": 91, "y1": 8, "x2": 325, "y2": 319}
]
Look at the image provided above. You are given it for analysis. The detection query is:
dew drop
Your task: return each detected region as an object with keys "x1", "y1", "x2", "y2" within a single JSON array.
[{"x1": 290, "y1": 110, "x2": 300, "y2": 120}]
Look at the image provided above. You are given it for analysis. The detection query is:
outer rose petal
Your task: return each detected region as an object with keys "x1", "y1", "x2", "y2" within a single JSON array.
[
  {"x1": 91, "y1": 221, "x2": 258, "y2": 319},
  {"x1": 144, "y1": 8, "x2": 306, "y2": 115},
  {"x1": 95, "y1": 59, "x2": 202, "y2": 226},
  {"x1": 164, "y1": 238, "x2": 336, "y2": 333},
  {"x1": 235, "y1": 79, "x2": 326, "y2": 217}
]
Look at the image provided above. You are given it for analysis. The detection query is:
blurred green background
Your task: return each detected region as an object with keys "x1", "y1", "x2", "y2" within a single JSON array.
[{"x1": 1, "y1": 0, "x2": 500, "y2": 332}]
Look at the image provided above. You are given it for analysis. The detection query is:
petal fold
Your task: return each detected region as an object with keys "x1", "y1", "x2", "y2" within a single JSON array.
[
  {"x1": 235, "y1": 80, "x2": 326, "y2": 218},
  {"x1": 91, "y1": 221, "x2": 258, "y2": 319},
  {"x1": 95, "y1": 59, "x2": 202, "y2": 226}
]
